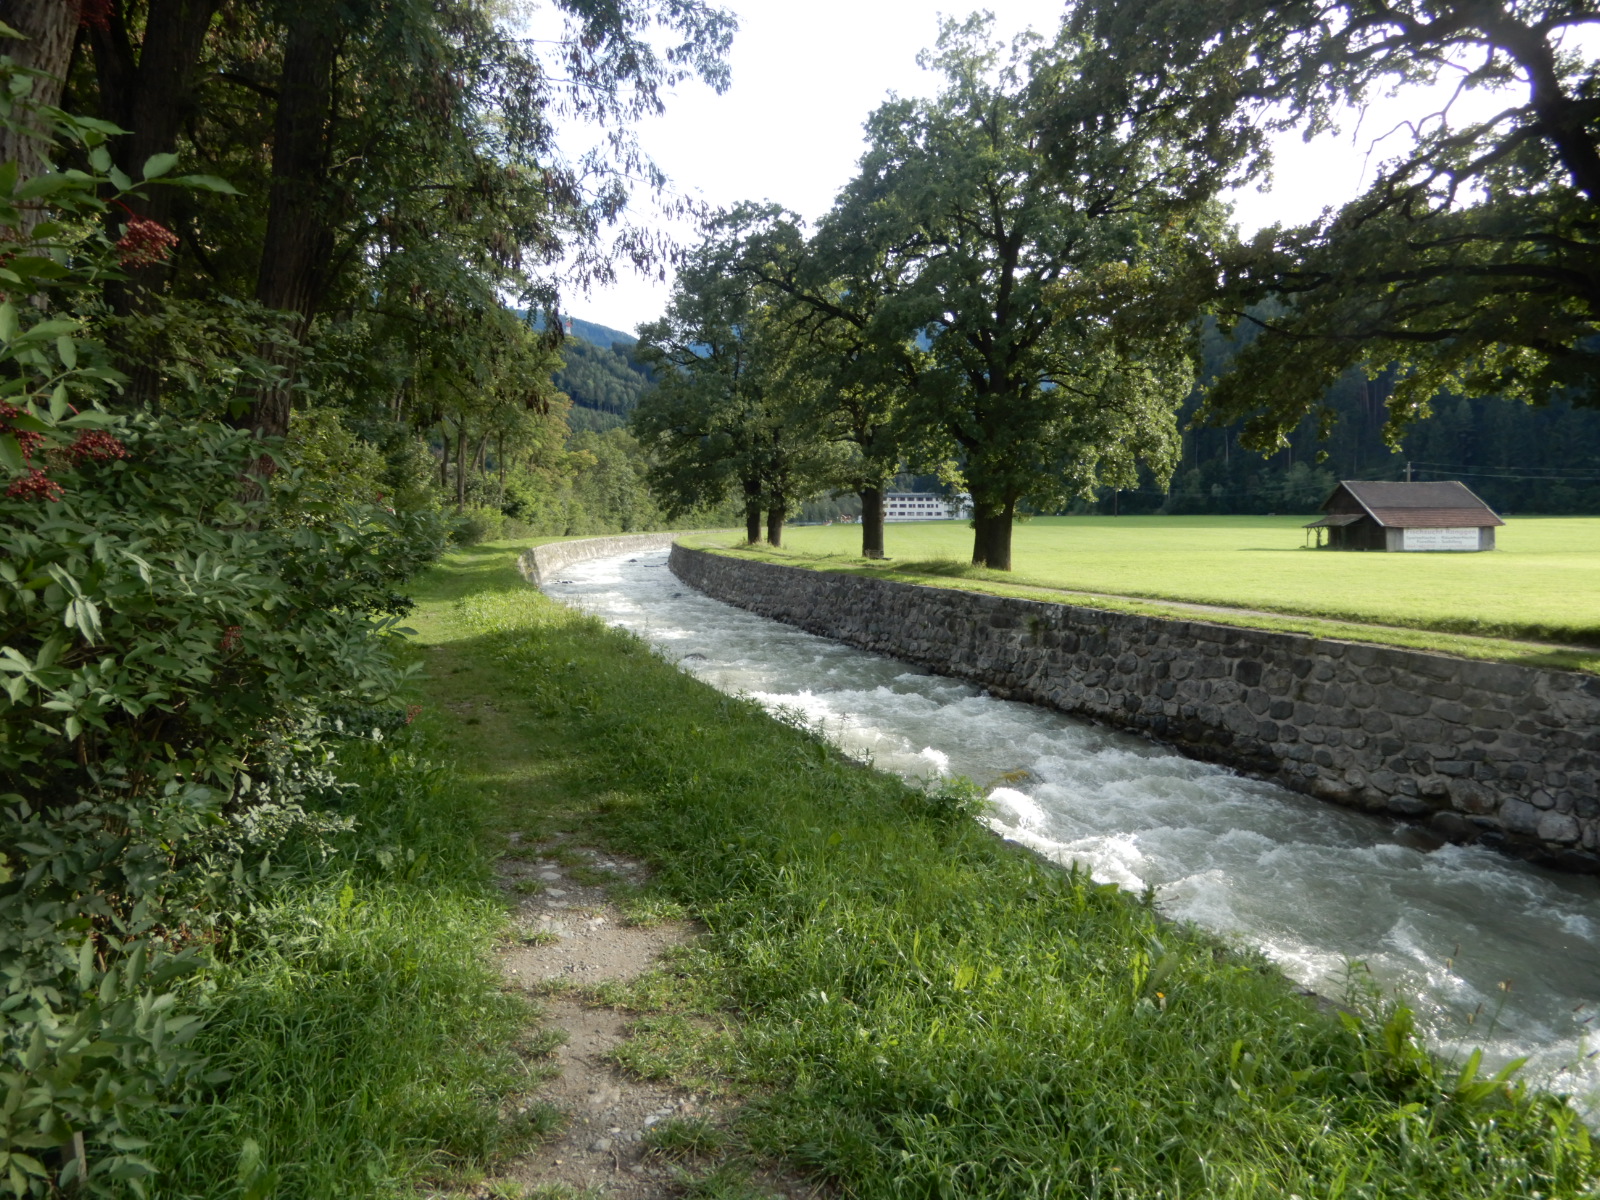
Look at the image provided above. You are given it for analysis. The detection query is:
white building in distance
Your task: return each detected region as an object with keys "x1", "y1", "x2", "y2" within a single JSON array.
[{"x1": 884, "y1": 492, "x2": 970, "y2": 521}]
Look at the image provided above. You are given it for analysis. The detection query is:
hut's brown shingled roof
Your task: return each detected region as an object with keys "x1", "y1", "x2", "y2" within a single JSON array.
[{"x1": 1334, "y1": 480, "x2": 1504, "y2": 528}]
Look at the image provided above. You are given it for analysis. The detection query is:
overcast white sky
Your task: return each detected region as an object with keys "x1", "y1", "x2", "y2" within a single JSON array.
[{"x1": 544, "y1": 1, "x2": 1525, "y2": 335}]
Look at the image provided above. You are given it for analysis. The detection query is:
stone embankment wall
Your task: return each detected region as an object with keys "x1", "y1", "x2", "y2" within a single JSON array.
[
  {"x1": 518, "y1": 533, "x2": 683, "y2": 586},
  {"x1": 671, "y1": 545, "x2": 1600, "y2": 871}
]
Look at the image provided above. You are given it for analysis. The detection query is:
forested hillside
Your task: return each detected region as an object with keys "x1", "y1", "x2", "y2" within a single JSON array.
[
  {"x1": 1140, "y1": 322, "x2": 1600, "y2": 516},
  {"x1": 554, "y1": 336, "x2": 655, "y2": 432}
]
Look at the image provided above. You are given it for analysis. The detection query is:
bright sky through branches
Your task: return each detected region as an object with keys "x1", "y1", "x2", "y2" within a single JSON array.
[{"x1": 545, "y1": 1, "x2": 1536, "y2": 336}]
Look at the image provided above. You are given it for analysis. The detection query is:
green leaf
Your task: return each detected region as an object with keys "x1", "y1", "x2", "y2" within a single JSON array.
[
  {"x1": 169, "y1": 173, "x2": 241, "y2": 195},
  {"x1": 15, "y1": 173, "x2": 77, "y2": 200},
  {"x1": 7, "y1": 1153, "x2": 46, "y2": 1179},
  {"x1": 108, "y1": 166, "x2": 133, "y2": 193},
  {"x1": 0, "y1": 434, "x2": 24, "y2": 472},
  {"x1": 141, "y1": 152, "x2": 180, "y2": 180},
  {"x1": 56, "y1": 336, "x2": 77, "y2": 371},
  {"x1": 16, "y1": 318, "x2": 80, "y2": 344}
]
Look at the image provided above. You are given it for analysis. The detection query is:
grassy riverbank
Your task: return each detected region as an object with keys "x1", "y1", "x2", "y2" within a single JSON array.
[
  {"x1": 135, "y1": 724, "x2": 545, "y2": 1196},
  {"x1": 400, "y1": 540, "x2": 1597, "y2": 1199},
  {"x1": 686, "y1": 526, "x2": 1600, "y2": 674}
]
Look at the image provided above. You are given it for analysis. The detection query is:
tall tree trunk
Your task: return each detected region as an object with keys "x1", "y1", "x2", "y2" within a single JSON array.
[
  {"x1": 858, "y1": 485, "x2": 885, "y2": 559},
  {"x1": 743, "y1": 476, "x2": 761, "y2": 544},
  {"x1": 0, "y1": 0, "x2": 79, "y2": 199},
  {"x1": 438, "y1": 431, "x2": 449, "y2": 488},
  {"x1": 89, "y1": 0, "x2": 224, "y2": 408},
  {"x1": 970, "y1": 497, "x2": 1015, "y2": 570},
  {"x1": 454, "y1": 425, "x2": 467, "y2": 509},
  {"x1": 766, "y1": 503, "x2": 785, "y2": 548},
  {"x1": 243, "y1": 7, "x2": 338, "y2": 441}
]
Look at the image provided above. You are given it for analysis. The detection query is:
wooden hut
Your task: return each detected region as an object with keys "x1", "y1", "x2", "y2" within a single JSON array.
[{"x1": 1305, "y1": 481, "x2": 1504, "y2": 551}]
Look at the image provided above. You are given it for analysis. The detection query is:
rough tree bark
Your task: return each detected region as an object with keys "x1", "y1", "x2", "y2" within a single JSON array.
[
  {"x1": 970, "y1": 497, "x2": 1015, "y2": 571},
  {"x1": 243, "y1": 8, "x2": 338, "y2": 441},
  {"x1": 88, "y1": 0, "x2": 223, "y2": 407},
  {"x1": 742, "y1": 476, "x2": 761, "y2": 544},
  {"x1": 765, "y1": 502, "x2": 785, "y2": 548},
  {"x1": 857, "y1": 485, "x2": 885, "y2": 559},
  {"x1": 454, "y1": 425, "x2": 467, "y2": 509},
  {"x1": 0, "y1": 0, "x2": 80, "y2": 211}
]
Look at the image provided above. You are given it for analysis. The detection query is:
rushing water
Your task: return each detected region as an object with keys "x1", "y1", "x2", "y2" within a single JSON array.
[{"x1": 544, "y1": 549, "x2": 1600, "y2": 1112}]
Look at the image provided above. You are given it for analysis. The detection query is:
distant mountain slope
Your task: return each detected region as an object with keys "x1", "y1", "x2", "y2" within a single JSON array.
[
  {"x1": 523, "y1": 310, "x2": 637, "y2": 348},
  {"x1": 566, "y1": 315, "x2": 635, "y2": 347},
  {"x1": 555, "y1": 337, "x2": 654, "y2": 420},
  {"x1": 535, "y1": 315, "x2": 653, "y2": 433},
  {"x1": 511, "y1": 310, "x2": 654, "y2": 430}
]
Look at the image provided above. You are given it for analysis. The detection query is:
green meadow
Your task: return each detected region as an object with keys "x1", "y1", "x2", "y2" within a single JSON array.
[{"x1": 714, "y1": 515, "x2": 1600, "y2": 654}]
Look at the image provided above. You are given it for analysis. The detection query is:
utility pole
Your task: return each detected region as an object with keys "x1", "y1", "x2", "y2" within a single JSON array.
[{"x1": 1405, "y1": 461, "x2": 1412, "y2": 483}]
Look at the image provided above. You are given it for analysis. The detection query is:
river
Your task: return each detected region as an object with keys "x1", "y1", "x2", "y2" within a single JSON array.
[{"x1": 543, "y1": 548, "x2": 1600, "y2": 1114}]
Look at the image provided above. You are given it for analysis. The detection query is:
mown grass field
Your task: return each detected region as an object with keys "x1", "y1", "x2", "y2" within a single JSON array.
[
  {"x1": 719, "y1": 515, "x2": 1600, "y2": 653},
  {"x1": 383, "y1": 539, "x2": 1600, "y2": 1200}
]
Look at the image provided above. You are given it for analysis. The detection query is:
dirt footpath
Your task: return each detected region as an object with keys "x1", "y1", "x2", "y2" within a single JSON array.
[{"x1": 475, "y1": 839, "x2": 715, "y2": 1200}]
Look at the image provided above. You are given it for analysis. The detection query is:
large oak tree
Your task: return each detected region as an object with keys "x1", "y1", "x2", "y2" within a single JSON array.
[{"x1": 818, "y1": 17, "x2": 1213, "y2": 569}]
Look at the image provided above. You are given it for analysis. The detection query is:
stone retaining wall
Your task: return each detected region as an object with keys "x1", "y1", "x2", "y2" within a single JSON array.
[
  {"x1": 518, "y1": 532, "x2": 683, "y2": 586},
  {"x1": 671, "y1": 545, "x2": 1600, "y2": 871}
]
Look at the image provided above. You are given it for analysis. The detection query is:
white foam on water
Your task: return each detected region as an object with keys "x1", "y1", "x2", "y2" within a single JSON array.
[
  {"x1": 544, "y1": 549, "x2": 1600, "y2": 1118},
  {"x1": 986, "y1": 786, "x2": 1047, "y2": 831}
]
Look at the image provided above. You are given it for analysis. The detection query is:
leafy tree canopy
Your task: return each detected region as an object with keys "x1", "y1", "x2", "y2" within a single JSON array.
[
  {"x1": 810, "y1": 15, "x2": 1218, "y2": 568},
  {"x1": 1069, "y1": 0, "x2": 1600, "y2": 450}
]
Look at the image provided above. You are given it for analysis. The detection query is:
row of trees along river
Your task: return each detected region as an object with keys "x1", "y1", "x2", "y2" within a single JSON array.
[{"x1": 625, "y1": 5, "x2": 1600, "y2": 567}]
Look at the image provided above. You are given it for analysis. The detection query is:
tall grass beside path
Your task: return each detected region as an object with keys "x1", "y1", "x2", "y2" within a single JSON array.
[
  {"x1": 133, "y1": 736, "x2": 547, "y2": 1198},
  {"x1": 412, "y1": 542, "x2": 1599, "y2": 1200}
]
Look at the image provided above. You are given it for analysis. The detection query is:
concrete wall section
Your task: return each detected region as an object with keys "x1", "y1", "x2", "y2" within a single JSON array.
[
  {"x1": 519, "y1": 533, "x2": 683, "y2": 586},
  {"x1": 671, "y1": 545, "x2": 1600, "y2": 872}
]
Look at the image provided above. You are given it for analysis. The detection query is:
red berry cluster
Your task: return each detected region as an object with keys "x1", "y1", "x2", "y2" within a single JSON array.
[
  {"x1": 0, "y1": 400, "x2": 45, "y2": 462},
  {"x1": 115, "y1": 217, "x2": 179, "y2": 268},
  {"x1": 13, "y1": 427, "x2": 43, "y2": 460},
  {"x1": 220, "y1": 625, "x2": 243, "y2": 653},
  {"x1": 67, "y1": 430, "x2": 128, "y2": 464},
  {"x1": 6, "y1": 468, "x2": 63, "y2": 502},
  {"x1": 1, "y1": 399, "x2": 56, "y2": 499}
]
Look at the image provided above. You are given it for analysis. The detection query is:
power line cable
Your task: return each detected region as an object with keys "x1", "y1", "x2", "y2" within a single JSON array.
[{"x1": 1409, "y1": 460, "x2": 1600, "y2": 479}]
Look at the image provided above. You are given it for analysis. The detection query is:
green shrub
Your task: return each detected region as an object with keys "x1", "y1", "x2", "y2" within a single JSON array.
[
  {"x1": 452, "y1": 502, "x2": 509, "y2": 545},
  {"x1": 0, "y1": 67, "x2": 450, "y2": 1195}
]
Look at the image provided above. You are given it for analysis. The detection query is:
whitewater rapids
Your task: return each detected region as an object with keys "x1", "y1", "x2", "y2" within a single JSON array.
[{"x1": 543, "y1": 548, "x2": 1600, "y2": 1115}]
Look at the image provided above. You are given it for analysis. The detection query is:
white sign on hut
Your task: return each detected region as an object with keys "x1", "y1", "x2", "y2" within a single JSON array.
[{"x1": 1304, "y1": 481, "x2": 1504, "y2": 551}]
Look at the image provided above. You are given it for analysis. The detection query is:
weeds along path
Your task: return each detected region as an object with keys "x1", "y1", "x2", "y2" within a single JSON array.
[{"x1": 407, "y1": 540, "x2": 1600, "y2": 1200}]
